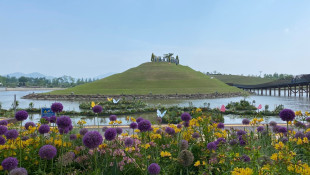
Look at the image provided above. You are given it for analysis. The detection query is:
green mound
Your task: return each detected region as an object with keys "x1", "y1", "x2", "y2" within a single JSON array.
[
  {"x1": 50, "y1": 62, "x2": 242, "y2": 95},
  {"x1": 212, "y1": 74, "x2": 274, "y2": 85}
]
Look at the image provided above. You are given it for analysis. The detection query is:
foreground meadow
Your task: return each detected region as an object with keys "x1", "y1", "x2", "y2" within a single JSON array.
[{"x1": 0, "y1": 103, "x2": 310, "y2": 175}]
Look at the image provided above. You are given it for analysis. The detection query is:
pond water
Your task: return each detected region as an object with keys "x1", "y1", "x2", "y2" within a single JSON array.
[{"x1": 1, "y1": 90, "x2": 310, "y2": 125}]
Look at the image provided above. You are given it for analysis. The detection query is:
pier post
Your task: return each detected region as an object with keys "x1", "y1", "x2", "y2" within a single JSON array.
[
  {"x1": 284, "y1": 87, "x2": 286, "y2": 96},
  {"x1": 294, "y1": 86, "x2": 297, "y2": 96},
  {"x1": 278, "y1": 87, "x2": 281, "y2": 96},
  {"x1": 261, "y1": 89, "x2": 263, "y2": 95},
  {"x1": 269, "y1": 88, "x2": 272, "y2": 96},
  {"x1": 274, "y1": 88, "x2": 276, "y2": 96}
]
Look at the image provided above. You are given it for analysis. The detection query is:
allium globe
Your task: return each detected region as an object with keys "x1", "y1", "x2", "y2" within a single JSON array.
[
  {"x1": 241, "y1": 155, "x2": 251, "y2": 162},
  {"x1": 129, "y1": 122, "x2": 138, "y2": 129},
  {"x1": 24, "y1": 122, "x2": 35, "y2": 130},
  {"x1": 56, "y1": 116, "x2": 72, "y2": 129},
  {"x1": 165, "y1": 127, "x2": 175, "y2": 135},
  {"x1": 109, "y1": 115, "x2": 117, "y2": 121},
  {"x1": 0, "y1": 120, "x2": 8, "y2": 126},
  {"x1": 116, "y1": 127, "x2": 123, "y2": 134},
  {"x1": 229, "y1": 139, "x2": 238, "y2": 146},
  {"x1": 237, "y1": 130, "x2": 247, "y2": 136},
  {"x1": 104, "y1": 128, "x2": 117, "y2": 141},
  {"x1": 38, "y1": 124, "x2": 50, "y2": 134},
  {"x1": 269, "y1": 121, "x2": 277, "y2": 127},
  {"x1": 124, "y1": 138, "x2": 134, "y2": 147},
  {"x1": 15, "y1": 110, "x2": 28, "y2": 121},
  {"x1": 1, "y1": 157, "x2": 18, "y2": 171},
  {"x1": 148, "y1": 163, "x2": 161, "y2": 175},
  {"x1": 192, "y1": 132, "x2": 200, "y2": 139},
  {"x1": 136, "y1": 117, "x2": 144, "y2": 123},
  {"x1": 59, "y1": 127, "x2": 69, "y2": 135},
  {"x1": 5, "y1": 129, "x2": 18, "y2": 140},
  {"x1": 92, "y1": 105, "x2": 103, "y2": 113},
  {"x1": 138, "y1": 120, "x2": 152, "y2": 132},
  {"x1": 257, "y1": 126, "x2": 265, "y2": 132},
  {"x1": 51, "y1": 102, "x2": 63, "y2": 113},
  {"x1": 39, "y1": 145, "x2": 57, "y2": 160},
  {"x1": 306, "y1": 132, "x2": 310, "y2": 140},
  {"x1": 207, "y1": 142, "x2": 217, "y2": 151},
  {"x1": 183, "y1": 121, "x2": 190, "y2": 127},
  {"x1": 279, "y1": 109, "x2": 295, "y2": 122},
  {"x1": 102, "y1": 127, "x2": 108, "y2": 132},
  {"x1": 215, "y1": 137, "x2": 226, "y2": 145},
  {"x1": 0, "y1": 136, "x2": 6, "y2": 145},
  {"x1": 242, "y1": 119, "x2": 250, "y2": 125},
  {"x1": 177, "y1": 124, "x2": 182, "y2": 129},
  {"x1": 9, "y1": 167, "x2": 28, "y2": 175},
  {"x1": 70, "y1": 134, "x2": 77, "y2": 140},
  {"x1": 180, "y1": 140, "x2": 188, "y2": 150},
  {"x1": 50, "y1": 116, "x2": 57, "y2": 123},
  {"x1": 79, "y1": 128, "x2": 88, "y2": 135},
  {"x1": 181, "y1": 112, "x2": 191, "y2": 122},
  {"x1": 0, "y1": 125, "x2": 8, "y2": 135},
  {"x1": 295, "y1": 131, "x2": 305, "y2": 139},
  {"x1": 83, "y1": 131, "x2": 103, "y2": 149},
  {"x1": 278, "y1": 126, "x2": 287, "y2": 133},
  {"x1": 306, "y1": 117, "x2": 310, "y2": 123},
  {"x1": 217, "y1": 122, "x2": 225, "y2": 129}
]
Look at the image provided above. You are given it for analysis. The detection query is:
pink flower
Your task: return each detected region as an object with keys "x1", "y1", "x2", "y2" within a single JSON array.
[
  {"x1": 220, "y1": 105, "x2": 226, "y2": 112},
  {"x1": 257, "y1": 104, "x2": 262, "y2": 110}
]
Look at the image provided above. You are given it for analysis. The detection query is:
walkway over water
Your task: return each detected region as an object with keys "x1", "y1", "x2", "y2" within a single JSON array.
[{"x1": 231, "y1": 74, "x2": 310, "y2": 97}]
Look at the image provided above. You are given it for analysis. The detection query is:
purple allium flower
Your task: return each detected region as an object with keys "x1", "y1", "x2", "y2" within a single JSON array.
[
  {"x1": 79, "y1": 128, "x2": 88, "y2": 135},
  {"x1": 116, "y1": 127, "x2": 123, "y2": 134},
  {"x1": 1, "y1": 157, "x2": 18, "y2": 171},
  {"x1": 9, "y1": 167, "x2": 28, "y2": 175},
  {"x1": 305, "y1": 132, "x2": 310, "y2": 140},
  {"x1": 129, "y1": 122, "x2": 138, "y2": 129},
  {"x1": 15, "y1": 110, "x2": 28, "y2": 121},
  {"x1": 192, "y1": 132, "x2": 200, "y2": 139},
  {"x1": 148, "y1": 163, "x2": 161, "y2": 175},
  {"x1": 241, "y1": 155, "x2": 251, "y2": 162},
  {"x1": 237, "y1": 130, "x2": 247, "y2": 136},
  {"x1": 39, "y1": 145, "x2": 57, "y2": 160},
  {"x1": 56, "y1": 116, "x2": 72, "y2": 129},
  {"x1": 50, "y1": 116, "x2": 57, "y2": 123},
  {"x1": 281, "y1": 137, "x2": 288, "y2": 143},
  {"x1": 102, "y1": 127, "x2": 108, "y2": 132},
  {"x1": 0, "y1": 136, "x2": 6, "y2": 145},
  {"x1": 269, "y1": 121, "x2": 277, "y2": 127},
  {"x1": 295, "y1": 121, "x2": 306, "y2": 128},
  {"x1": 109, "y1": 115, "x2": 117, "y2": 121},
  {"x1": 68, "y1": 124, "x2": 73, "y2": 131},
  {"x1": 242, "y1": 119, "x2": 250, "y2": 125},
  {"x1": 124, "y1": 138, "x2": 134, "y2": 147},
  {"x1": 51, "y1": 102, "x2": 63, "y2": 113},
  {"x1": 21, "y1": 136, "x2": 29, "y2": 141},
  {"x1": 177, "y1": 124, "x2": 182, "y2": 129},
  {"x1": 138, "y1": 120, "x2": 152, "y2": 132},
  {"x1": 92, "y1": 105, "x2": 103, "y2": 114},
  {"x1": 83, "y1": 131, "x2": 103, "y2": 149},
  {"x1": 306, "y1": 117, "x2": 310, "y2": 123},
  {"x1": 278, "y1": 126, "x2": 287, "y2": 133},
  {"x1": 183, "y1": 121, "x2": 190, "y2": 127},
  {"x1": 216, "y1": 137, "x2": 226, "y2": 145},
  {"x1": 0, "y1": 125, "x2": 8, "y2": 135},
  {"x1": 207, "y1": 142, "x2": 217, "y2": 151},
  {"x1": 257, "y1": 126, "x2": 265, "y2": 132},
  {"x1": 70, "y1": 134, "x2": 77, "y2": 140},
  {"x1": 295, "y1": 131, "x2": 305, "y2": 139},
  {"x1": 59, "y1": 127, "x2": 69, "y2": 135},
  {"x1": 180, "y1": 140, "x2": 189, "y2": 150},
  {"x1": 38, "y1": 124, "x2": 50, "y2": 134},
  {"x1": 136, "y1": 117, "x2": 144, "y2": 123},
  {"x1": 217, "y1": 122, "x2": 225, "y2": 129},
  {"x1": 239, "y1": 139, "x2": 247, "y2": 146},
  {"x1": 104, "y1": 128, "x2": 117, "y2": 141},
  {"x1": 181, "y1": 112, "x2": 191, "y2": 122},
  {"x1": 279, "y1": 109, "x2": 295, "y2": 122},
  {"x1": 229, "y1": 139, "x2": 238, "y2": 146},
  {"x1": 165, "y1": 127, "x2": 175, "y2": 135},
  {"x1": 272, "y1": 125, "x2": 281, "y2": 133},
  {"x1": 156, "y1": 129, "x2": 162, "y2": 134},
  {"x1": 0, "y1": 120, "x2": 8, "y2": 126},
  {"x1": 24, "y1": 122, "x2": 35, "y2": 130},
  {"x1": 5, "y1": 129, "x2": 18, "y2": 140}
]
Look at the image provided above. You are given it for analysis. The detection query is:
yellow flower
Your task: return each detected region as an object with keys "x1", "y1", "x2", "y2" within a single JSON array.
[
  {"x1": 91, "y1": 101, "x2": 95, "y2": 108},
  {"x1": 274, "y1": 142, "x2": 285, "y2": 150},
  {"x1": 141, "y1": 144, "x2": 150, "y2": 149},
  {"x1": 303, "y1": 137, "x2": 309, "y2": 144},
  {"x1": 231, "y1": 167, "x2": 253, "y2": 175},
  {"x1": 194, "y1": 160, "x2": 201, "y2": 167},
  {"x1": 271, "y1": 153, "x2": 278, "y2": 161},
  {"x1": 107, "y1": 98, "x2": 113, "y2": 102},
  {"x1": 134, "y1": 129, "x2": 140, "y2": 133},
  {"x1": 121, "y1": 133, "x2": 129, "y2": 137},
  {"x1": 0, "y1": 165, "x2": 3, "y2": 171},
  {"x1": 297, "y1": 138, "x2": 303, "y2": 145},
  {"x1": 99, "y1": 144, "x2": 107, "y2": 149},
  {"x1": 295, "y1": 110, "x2": 302, "y2": 116},
  {"x1": 160, "y1": 151, "x2": 171, "y2": 157}
]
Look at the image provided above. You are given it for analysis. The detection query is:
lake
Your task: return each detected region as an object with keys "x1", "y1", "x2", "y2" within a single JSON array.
[{"x1": 1, "y1": 90, "x2": 310, "y2": 125}]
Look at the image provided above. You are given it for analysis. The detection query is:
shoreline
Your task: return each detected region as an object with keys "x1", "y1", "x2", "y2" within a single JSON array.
[
  {"x1": 2, "y1": 87, "x2": 66, "y2": 91},
  {"x1": 22, "y1": 92, "x2": 243, "y2": 100}
]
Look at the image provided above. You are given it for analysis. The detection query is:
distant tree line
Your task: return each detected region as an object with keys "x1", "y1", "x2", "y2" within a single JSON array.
[
  {"x1": 0, "y1": 75, "x2": 99, "y2": 88},
  {"x1": 204, "y1": 71, "x2": 293, "y2": 80}
]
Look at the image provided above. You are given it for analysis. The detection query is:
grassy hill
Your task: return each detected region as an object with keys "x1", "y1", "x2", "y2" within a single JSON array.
[
  {"x1": 50, "y1": 62, "x2": 242, "y2": 95},
  {"x1": 211, "y1": 75, "x2": 275, "y2": 85}
]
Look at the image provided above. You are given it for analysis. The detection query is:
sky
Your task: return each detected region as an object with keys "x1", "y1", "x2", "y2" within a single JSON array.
[{"x1": 0, "y1": 0, "x2": 310, "y2": 78}]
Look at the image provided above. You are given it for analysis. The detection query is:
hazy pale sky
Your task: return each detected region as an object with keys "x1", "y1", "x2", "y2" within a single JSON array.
[{"x1": 1, "y1": 0, "x2": 310, "y2": 78}]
